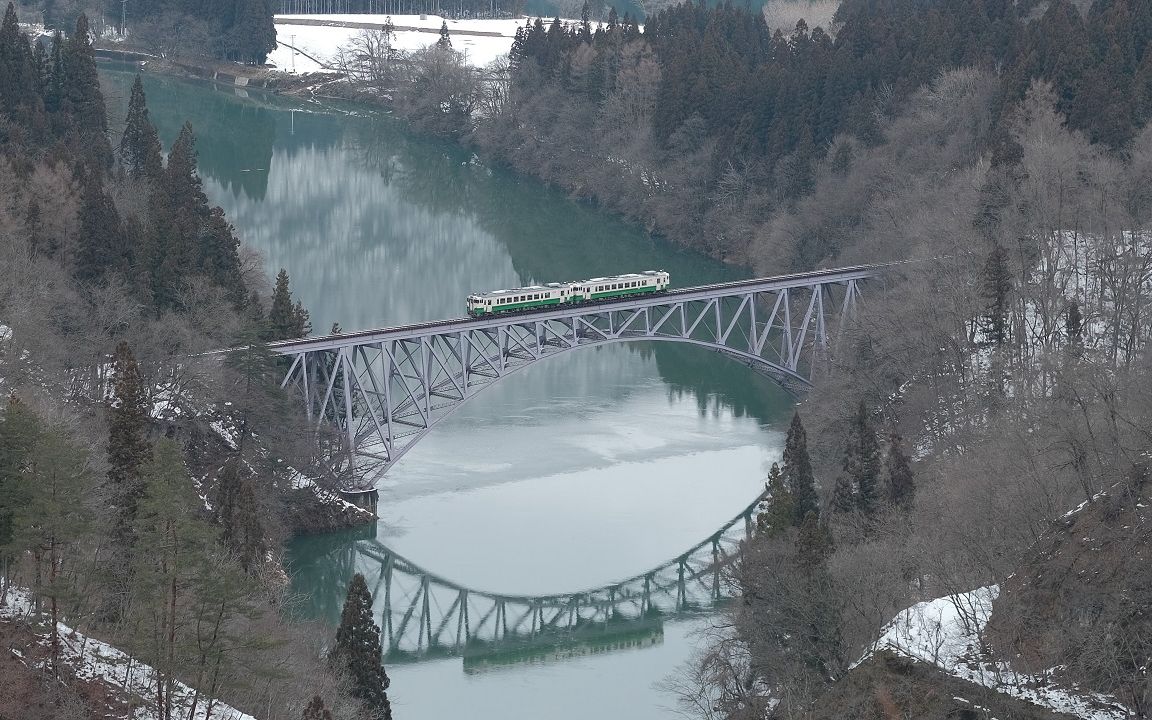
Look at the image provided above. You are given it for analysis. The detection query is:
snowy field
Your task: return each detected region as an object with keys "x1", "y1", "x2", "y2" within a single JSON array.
[
  {"x1": 268, "y1": 14, "x2": 541, "y2": 72},
  {"x1": 860, "y1": 585, "x2": 1132, "y2": 720}
]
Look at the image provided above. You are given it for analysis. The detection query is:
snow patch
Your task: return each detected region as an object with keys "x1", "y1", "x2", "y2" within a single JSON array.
[{"x1": 860, "y1": 585, "x2": 1130, "y2": 719}]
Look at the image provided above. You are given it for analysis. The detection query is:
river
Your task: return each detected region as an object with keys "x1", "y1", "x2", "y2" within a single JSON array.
[{"x1": 100, "y1": 67, "x2": 793, "y2": 719}]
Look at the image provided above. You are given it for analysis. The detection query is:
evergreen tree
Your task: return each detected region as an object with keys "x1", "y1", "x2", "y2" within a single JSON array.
[
  {"x1": 1066, "y1": 299, "x2": 1084, "y2": 357},
  {"x1": 230, "y1": 0, "x2": 277, "y2": 64},
  {"x1": 303, "y1": 696, "x2": 334, "y2": 720},
  {"x1": 830, "y1": 473, "x2": 855, "y2": 514},
  {"x1": 44, "y1": 31, "x2": 63, "y2": 115},
  {"x1": 437, "y1": 20, "x2": 452, "y2": 49},
  {"x1": 756, "y1": 462, "x2": 793, "y2": 537},
  {"x1": 794, "y1": 510, "x2": 834, "y2": 572},
  {"x1": 332, "y1": 573, "x2": 393, "y2": 720},
  {"x1": 268, "y1": 269, "x2": 310, "y2": 340},
  {"x1": 61, "y1": 14, "x2": 112, "y2": 168},
  {"x1": 0, "y1": 3, "x2": 39, "y2": 125},
  {"x1": 0, "y1": 394, "x2": 39, "y2": 573},
  {"x1": 119, "y1": 75, "x2": 164, "y2": 180},
  {"x1": 843, "y1": 400, "x2": 881, "y2": 514},
  {"x1": 886, "y1": 434, "x2": 915, "y2": 510},
  {"x1": 216, "y1": 458, "x2": 265, "y2": 573},
  {"x1": 107, "y1": 341, "x2": 152, "y2": 552},
  {"x1": 74, "y1": 169, "x2": 129, "y2": 283},
  {"x1": 782, "y1": 412, "x2": 818, "y2": 526},
  {"x1": 982, "y1": 242, "x2": 1012, "y2": 347}
]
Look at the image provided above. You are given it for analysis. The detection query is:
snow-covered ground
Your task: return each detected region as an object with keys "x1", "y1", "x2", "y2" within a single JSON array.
[
  {"x1": 860, "y1": 585, "x2": 1131, "y2": 720},
  {"x1": 1, "y1": 587, "x2": 257, "y2": 720},
  {"x1": 269, "y1": 14, "x2": 538, "y2": 72}
]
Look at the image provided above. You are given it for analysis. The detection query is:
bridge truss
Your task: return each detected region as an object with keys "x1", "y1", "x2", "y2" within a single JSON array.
[
  {"x1": 272, "y1": 265, "x2": 881, "y2": 490},
  {"x1": 355, "y1": 494, "x2": 762, "y2": 662}
]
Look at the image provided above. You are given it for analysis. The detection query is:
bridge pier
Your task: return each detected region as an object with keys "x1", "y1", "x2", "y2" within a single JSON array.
[{"x1": 340, "y1": 488, "x2": 380, "y2": 516}]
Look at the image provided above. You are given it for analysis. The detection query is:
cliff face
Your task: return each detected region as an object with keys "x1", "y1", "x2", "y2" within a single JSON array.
[{"x1": 983, "y1": 465, "x2": 1152, "y2": 716}]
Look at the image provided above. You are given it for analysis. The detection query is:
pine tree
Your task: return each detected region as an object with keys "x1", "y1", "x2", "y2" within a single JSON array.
[
  {"x1": 332, "y1": 573, "x2": 392, "y2": 720},
  {"x1": 0, "y1": 2, "x2": 40, "y2": 127},
  {"x1": 844, "y1": 400, "x2": 881, "y2": 515},
  {"x1": 119, "y1": 75, "x2": 164, "y2": 181},
  {"x1": 269, "y1": 269, "x2": 297, "y2": 340},
  {"x1": 437, "y1": 20, "x2": 452, "y2": 49},
  {"x1": 831, "y1": 473, "x2": 855, "y2": 514},
  {"x1": 1066, "y1": 300, "x2": 1083, "y2": 357},
  {"x1": 303, "y1": 696, "x2": 334, "y2": 720},
  {"x1": 0, "y1": 394, "x2": 39, "y2": 568},
  {"x1": 230, "y1": 0, "x2": 277, "y2": 64},
  {"x1": 107, "y1": 341, "x2": 152, "y2": 552},
  {"x1": 782, "y1": 412, "x2": 818, "y2": 526},
  {"x1": 756, "y1": 462, "x2": 793, "y2": 537},
  {"x1": 217, "y1": 458, "x2": 265, "y2": 573},
  {"x1": 982, "y1": 242, "x2": 1012, "y2": 347},
  {"x1": 61, "y1": 14, "x2": 112, "y2": 168},
  {"x1": 44, "y1": 31, "x2": 63, "y2": 115},
  {"x1": 794, "y1": 510, "x2": 834, "y2": 572},
  {"x1": 74, "y1": 169, "x2": 129, "y2": 283},
  {"x1": 886, "y1": 434, "x2": 915, "y2": 510}
]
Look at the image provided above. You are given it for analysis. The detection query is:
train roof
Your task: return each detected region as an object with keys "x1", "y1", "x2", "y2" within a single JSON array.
[
  {"x1": 468, "y1": 283, "x2": 573, "y2": 298},
  {"x1": 467, "y1": 271, "x2": 666, "y2": 298}
]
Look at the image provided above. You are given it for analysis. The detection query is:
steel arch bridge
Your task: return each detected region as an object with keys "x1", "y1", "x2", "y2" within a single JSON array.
[
  {"x1": 357, "y1": 493, "x2": 762, "y2": 664},
  {"x1": 271, "y1": 263, "x2": 885, "y2": 491}
]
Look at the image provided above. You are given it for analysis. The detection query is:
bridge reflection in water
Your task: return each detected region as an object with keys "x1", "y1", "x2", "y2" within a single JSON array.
[{"x1": 351, "y1": 492, "x2": 763, "y2": 668}]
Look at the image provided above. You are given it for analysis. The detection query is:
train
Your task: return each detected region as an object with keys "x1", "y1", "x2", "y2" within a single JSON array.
[{"x1": 466, "y1": 271, "x2": 670, "y2": 316}]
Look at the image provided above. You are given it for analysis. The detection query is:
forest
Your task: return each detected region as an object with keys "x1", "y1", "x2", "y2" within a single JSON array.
[{"x1": 0, "y1": 4, "x2": 395, "y2": 718}]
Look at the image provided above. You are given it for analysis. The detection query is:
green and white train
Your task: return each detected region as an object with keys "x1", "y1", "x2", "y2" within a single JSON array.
[{"x1": 466, "y1": 270, "x2": 670, "y2": 316}]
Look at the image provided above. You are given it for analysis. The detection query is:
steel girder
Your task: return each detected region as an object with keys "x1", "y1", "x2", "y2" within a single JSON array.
[
  {"x1": 274, "y1": 267, "x2": 874, "y2": 490},
  {"x1": 356, "y1": 493, "x2": 761, "y2": 661}
]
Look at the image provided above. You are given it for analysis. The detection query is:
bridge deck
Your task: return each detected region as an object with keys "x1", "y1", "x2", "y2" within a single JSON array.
[{"x1": 265, "y1": 262, "x2": 890, "y2": 354}]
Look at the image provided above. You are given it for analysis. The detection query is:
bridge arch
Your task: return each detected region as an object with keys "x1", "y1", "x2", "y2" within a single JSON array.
[{"x1": 272, "y1": 265, "x2": 881, "y2": 490}]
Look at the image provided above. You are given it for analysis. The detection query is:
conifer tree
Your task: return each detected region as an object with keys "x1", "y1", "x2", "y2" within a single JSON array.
[
  {"x1": 830, "y1": 473, "x2": 855, "y2": 514},
  {"x1": 794, "y1": 510, "x2": 834, "y2": 572},
  {"x1": 0, "y1": 3, "x2": 39, "y2": 125},
  {"x1": 1066, "y1": 300, "x2": 1083, "y2": 357},
  {"x1": 982, "y1": 242, "x2": 1012, "y2": 347},
  {"x1": 782, "y1": 412, "x2": 818, "y2": 526},
  {"x1": 268, "y1": 269, "x2": 310, "y2": 340},
  {"x1": 44, "y1": 31, "x2": 63, "y2": 114},
  {"x1": 107, "y1": 341, "x2": 152, "y2": 551},
  {"x1": 844, "y1": 401, "x2": 881, "y2": 514},
  {"x1": 61, "y1": 14, "x2": 112, "y2": 168},
  {"x1": 332, "y1": 573, "x2": 393, "y2": 720},
  {"x1": 437, "y1": 20, "x2": 452, "y2": 49},
  {"x1": 217, "y1": 458, "x2": 266, "y2": 573},
  {"x1": 0, "y1": 394, "x2": 39, "y2": 574},
  {"x1": 74, "y1": 169, "x2": 129, "y2": 283},
  {"x1": 303, "y1": 696, "x2": 334, "y2": 720},
  {"x1": 119, "y1": 75, "x2": 164, "y2": 181},
  {"x1": 757, "y1": 462, "x2": 793, "y2": 537},
  {"x1": 230, "y1": 0, "x2": 277, "y2": 64},
  {"x1": 886, "y1": 434, "x2": 915, "y2": 510}
]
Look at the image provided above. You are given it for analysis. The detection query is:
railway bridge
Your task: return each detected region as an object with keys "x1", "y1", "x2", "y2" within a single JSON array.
[{"x1": 271, "y1": 263, "x2": 889, "y2": 496}]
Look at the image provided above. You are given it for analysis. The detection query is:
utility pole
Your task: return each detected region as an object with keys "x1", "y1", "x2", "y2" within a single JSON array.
[
  {"x1": 291, "y1": 33, "x2": 296, "y2": 72},
  {"x1": 121, "y1": 0, "x2": 126, "y2": 35}
]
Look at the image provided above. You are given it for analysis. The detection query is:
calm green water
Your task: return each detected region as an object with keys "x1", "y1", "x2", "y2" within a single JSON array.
[{"x1": 101, "y1": 68, "x2": 793, "y2": 719}]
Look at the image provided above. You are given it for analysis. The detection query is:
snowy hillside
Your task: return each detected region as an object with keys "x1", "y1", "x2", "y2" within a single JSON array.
[
  {"x1": 860, "y1": 585, "x2": 1131, "y2": 720},
  {"x1": 1, "y1": 588, "x2": 258, "y2": 720}
]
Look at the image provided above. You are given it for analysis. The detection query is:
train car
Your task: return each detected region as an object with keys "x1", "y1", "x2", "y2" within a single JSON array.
[
  {"x1": 466, "y1": 282, "x2": 576, "y2": 316},
  {"x1": 572, "y1": 271, "x2": 669, "y2": 302},
  {"x1": 466, "y1": 271, "x2": 669, "y2": 316}
]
